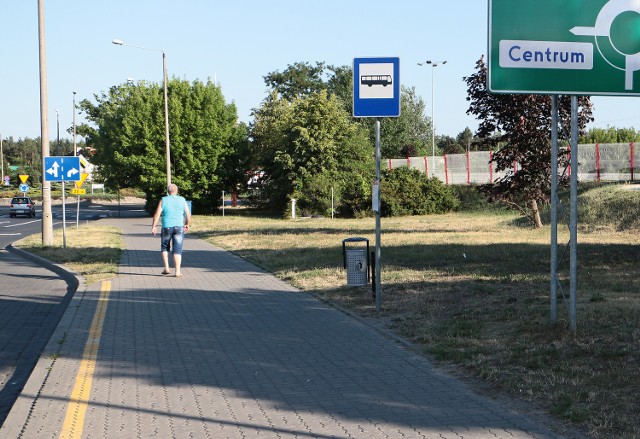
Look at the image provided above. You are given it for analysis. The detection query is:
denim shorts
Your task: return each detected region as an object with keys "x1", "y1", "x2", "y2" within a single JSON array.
[{"x1": 160, "y1": 226, "x2": 184, "y2": 255}]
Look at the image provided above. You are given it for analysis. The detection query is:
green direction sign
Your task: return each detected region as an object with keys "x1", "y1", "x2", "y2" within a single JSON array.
[{"x1": 489, "y1": 0, "x2": 640, "y2": 95}]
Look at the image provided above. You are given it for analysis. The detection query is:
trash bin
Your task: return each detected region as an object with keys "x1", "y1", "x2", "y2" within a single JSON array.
[{"x1": 342, "y1": 237, "x2": 370, "y2": 286}]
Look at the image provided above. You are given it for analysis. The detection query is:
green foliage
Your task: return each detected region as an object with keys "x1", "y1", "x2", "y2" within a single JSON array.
[
  {"x1": 464, "y1": 56, "x2": 593, "y2": 227},
  {"x1": 261, "y1": 62, "x2": 433, "y2": 160},
  {"x1": 294, "y1": 172, "x2": 338, "y2": 217},
  {"x1": 251, "y1": 90, "x2": 373, "y2": 215},
  {"x1": 450, "y1": 185, "x2": 511, "y2": 213},
  {"x1": 263, "y1": 61, "x2": 328, "y2": 101},
  {"x1": 380, "y1": 167, "x2": 459, "y2": 216},
  {"x1": 580, "y1": 126, "x2": 640, "y2": 143},
  {"x1": 577, "y1": 184, "x2": 640, "y2": 230},
  {"x1": 78, "y1": 78, "x2": 244, "y2": 213},
  {"x1": 335, "y1": 172, "x2": 372, "y2": 218},
  {"x1": 363, "y1": 86, "x2": 432, "y2": 158}
]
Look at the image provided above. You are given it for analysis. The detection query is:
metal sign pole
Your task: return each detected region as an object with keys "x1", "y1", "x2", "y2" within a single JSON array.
[
  {"x1": 62, "y1": 182, "x2": 67, "y2": 249},
  {"x1": 550, "y1": 95, "x2": 558, "y2": 325},
  {"x1": 569, "y1": 95, "x2": 578, "y2": 333},
  {"x1": 375, "y1": 118, "x2": 382, "y2": 312},
  {"x1": 353, "y1": 57, "x2": 399, "y2": 313}
]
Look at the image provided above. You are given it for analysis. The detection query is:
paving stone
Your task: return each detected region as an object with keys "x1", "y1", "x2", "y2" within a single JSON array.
[{"x1": 0, "y1": 218, "x2": 587, "y2": 439}]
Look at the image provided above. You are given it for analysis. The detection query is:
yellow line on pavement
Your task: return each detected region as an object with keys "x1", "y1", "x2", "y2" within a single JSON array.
[{"x1": 59, "y1": 280, "x2": 111, "y2": 439}]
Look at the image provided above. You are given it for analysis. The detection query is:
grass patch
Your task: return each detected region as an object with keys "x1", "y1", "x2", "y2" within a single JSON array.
[
  {"x1": 14, "y1": 226, "x2": 122, "y2": 285},
  {"x1": 14, "y1": 186, "x2": 639, "y2": 438},
  {"x1": 194, "y1": 210, "x2": 640, "y2": 439}
]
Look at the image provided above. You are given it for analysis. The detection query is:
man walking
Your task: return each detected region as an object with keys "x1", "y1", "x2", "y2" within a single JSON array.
[{"x1": 151, "y1": 184, "x2": 191, "y2": 277}]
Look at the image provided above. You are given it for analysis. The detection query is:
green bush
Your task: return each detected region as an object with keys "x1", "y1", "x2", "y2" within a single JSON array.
[
  {"x1": 293, "y1": 171, "x2": 373, "y2": 218},
  {"x1": 578, "y1": 184, "x2": 640, "y2": 230},
  {"x1": 296, "y1": 172, "x2": 335, "y2": 217},
  {"x1": 380, "y1": 167, "x2": 459, "y2": 217},
  {"x1": 335, "y1": 173, "x2": 372, "y2": 218},
  {"x1": 450, "y1": 185, "x2": 512, "y2": 213}
]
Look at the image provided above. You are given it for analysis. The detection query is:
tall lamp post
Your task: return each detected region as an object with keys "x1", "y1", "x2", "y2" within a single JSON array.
[
  {"x1": 56, "y1": 109, "x2": 60, "y2": 155},
  {"x1": 418, "y1": 60, "x2": 447, "y2": 168},
  {"x1": 73, "y1": 91, "x2": 77, "y2": 156},
  {"x1": 0, "y1": 131, "x2": 4, "y2": 185},
  {"x1": 112, "y1": 38, "x2": 171, "y2": 188}
]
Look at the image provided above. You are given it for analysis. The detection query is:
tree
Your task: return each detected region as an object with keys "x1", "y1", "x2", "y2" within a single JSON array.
[
  {"x1": 262, "y1": 62, "x2": 433, "y2": 159},
  {"x1": 250, "y1": 90, "x2": 373, "y2": 215},
  {"x1": 377, "y1": 86, "x2": 432, "y2": 158},
  {"x1": 437, "y1": 135, "x2": 464, "y2": 154},
  {"x1": 79, "y1": 78, "x2": 243, "y2": 213},
  {"x1": 464, "y1": 56, "x2": 593, "y2": 227},
  {"x1": 456, "y1": 127, "x2": 476, "y2": 150},
  {"x1": 580, "y1": 126, "x2": 640, "y2": 143},
  {"x1": 1, "y1": 136, "x2": 44, "y2": 184},
  {"x1": 263, "y1": 62, "x2": 327, "y2": 101}
]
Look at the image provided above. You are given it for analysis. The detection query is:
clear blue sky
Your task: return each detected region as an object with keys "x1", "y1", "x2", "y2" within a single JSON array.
[{"x1": 2, "y1": 1, "x2": 639, "y2": 141}]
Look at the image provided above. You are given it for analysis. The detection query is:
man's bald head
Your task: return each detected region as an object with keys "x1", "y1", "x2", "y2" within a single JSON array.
[{"x1": 168, "y1": 184, "x2": 178, "y2": 195}]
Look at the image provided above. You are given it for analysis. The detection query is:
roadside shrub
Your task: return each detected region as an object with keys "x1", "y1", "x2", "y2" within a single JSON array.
[
  {"x1": 449, "y1": 185, "x2": 512, "y2": 213},
  {"x1": 380, "y1": 167, "x2": 459, "y2": 216},
  {"x1": 296, "y1": 172, "x2": 334, "y2": 217},
  {"x1": 578, "y1": 184, "x2": 640, "y2": 230},
  {"x1": 293, "y1": 171, "x2": 373, "y2": 218}
]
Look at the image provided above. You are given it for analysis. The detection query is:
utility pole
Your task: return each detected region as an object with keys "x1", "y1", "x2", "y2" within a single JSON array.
[
  {"x1": 38, "y1": 0, "x2": 53, "y2": 245},
  {"x1": 0, "y1": 131, "x2": 4, "y2": 185}
]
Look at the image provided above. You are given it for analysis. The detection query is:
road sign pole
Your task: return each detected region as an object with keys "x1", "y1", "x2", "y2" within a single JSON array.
[
  {"x1": 353, "y1": 57, "x2": 399, "y2": 313},
  {"x1": 76, "y1": 194, "x2": 80, "y2": 230},
  {"x1": 375, "y1": 118, "x2": 382, "y2": 313},
  {"x1": 550, "y1": 95, "x2": 559, "y2": 326},
  {"x1": 569, "y1": 96, "x2": 578, "y2": 333},
  {"x1": 62, "y1": 182, "x2": 67, "y2": 249}
]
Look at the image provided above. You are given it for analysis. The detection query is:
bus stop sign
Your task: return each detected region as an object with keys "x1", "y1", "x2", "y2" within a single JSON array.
[{"x1": 353, "y1": 57, "x2": 401, "y2": 117}]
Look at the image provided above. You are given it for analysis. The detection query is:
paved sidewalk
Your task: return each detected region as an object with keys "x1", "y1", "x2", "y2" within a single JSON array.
[{"x1": 0, "y1": 217, "x2": 585, "y2": 439}]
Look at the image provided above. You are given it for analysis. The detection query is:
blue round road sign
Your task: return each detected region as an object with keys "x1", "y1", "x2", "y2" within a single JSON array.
[{"x1": 19, "y1": 183, "x2": 29, "y2": 193}]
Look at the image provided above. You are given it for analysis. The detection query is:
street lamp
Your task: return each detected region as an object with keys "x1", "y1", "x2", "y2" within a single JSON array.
[
  {"x1": 0, "y1": 131, "x2": 4, "y2": 185},
  {"x1": 418, "y1": 60, "x2": 447, "y2": 167},
  {"x1": 73, "y1": 91, "x2": 77, "y2": 156},
  {"x1": 56, "y1": 108, "x2": 60, "y2": 155},
  {"x1": 112, "y1": 38, "x2": 171, "y2": 187}
]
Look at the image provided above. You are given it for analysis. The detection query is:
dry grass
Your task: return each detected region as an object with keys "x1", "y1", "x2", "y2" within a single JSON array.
[
  {"x1": 195, "y1": 211, "x2": 640, "y2": 439},
  {"x1": 14, "y1": 226, "x2": 123, "y2": 285}
]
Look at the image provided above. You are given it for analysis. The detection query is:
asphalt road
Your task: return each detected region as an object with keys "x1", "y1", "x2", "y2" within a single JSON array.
[
  {"x1": 0, "y1": 200, "x2": 147, "y2": 428},
  {"x1": 0, "y1": 200, "x2": 147, "y2": 249}
]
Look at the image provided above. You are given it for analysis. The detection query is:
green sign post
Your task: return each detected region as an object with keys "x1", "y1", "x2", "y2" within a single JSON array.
[{"x1": 489, "y1": 0, "x2": 640, "y2": 95}]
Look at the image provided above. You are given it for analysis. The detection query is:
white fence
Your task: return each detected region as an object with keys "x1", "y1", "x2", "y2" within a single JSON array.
[{"x1": 385, "y1": 143, "x2": 640, "y2": 184}]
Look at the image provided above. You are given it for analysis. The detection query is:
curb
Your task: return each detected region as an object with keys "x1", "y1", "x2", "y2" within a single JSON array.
[
  {"x1": 6, "y1": 245, "x2": 83, "y2": 297},
  {"x1": 0, "y1": 247, "x2": 85, "y2": 438}
]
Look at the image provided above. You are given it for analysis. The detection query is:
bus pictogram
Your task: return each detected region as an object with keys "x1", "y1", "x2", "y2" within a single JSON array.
[{"x1": 360, "y1": 75, "x2": 392, "y2": 87}]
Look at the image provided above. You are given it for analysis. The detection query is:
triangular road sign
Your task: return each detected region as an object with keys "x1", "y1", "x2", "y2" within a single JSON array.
[{"x1": 75, "y1": 172, "x2": 89, "y2": 188}]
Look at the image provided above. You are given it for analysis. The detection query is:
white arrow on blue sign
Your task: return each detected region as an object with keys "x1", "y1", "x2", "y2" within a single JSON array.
[
  {"x1": 19, "y1": 183, "x2": 29, "y2": 193},
  {"x1": 44, "y1": 156, "x2": 81, "y2": 182}
]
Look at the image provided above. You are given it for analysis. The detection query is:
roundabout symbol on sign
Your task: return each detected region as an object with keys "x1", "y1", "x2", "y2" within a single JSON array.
[
  {"x1": 571, "y1": 0, "x2": 640, "y2": 90},
  {"x1": 19, "y1": 183, "x2": 29, "y2": 193}
]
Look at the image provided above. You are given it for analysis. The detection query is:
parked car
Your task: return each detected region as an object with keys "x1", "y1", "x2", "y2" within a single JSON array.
[{"x1": 10, "y1": 196, "x2": 37, "y2": 218}]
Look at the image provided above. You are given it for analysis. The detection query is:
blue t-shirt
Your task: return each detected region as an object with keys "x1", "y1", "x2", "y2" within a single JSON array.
[{"x1": 161, "y1": 195, "x2": 186, "y2": 228}]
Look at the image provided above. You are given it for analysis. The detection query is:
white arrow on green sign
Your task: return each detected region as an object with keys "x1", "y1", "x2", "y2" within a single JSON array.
[{"x1": 488, "y1": 0, "x2": 640, "y2": 95}]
